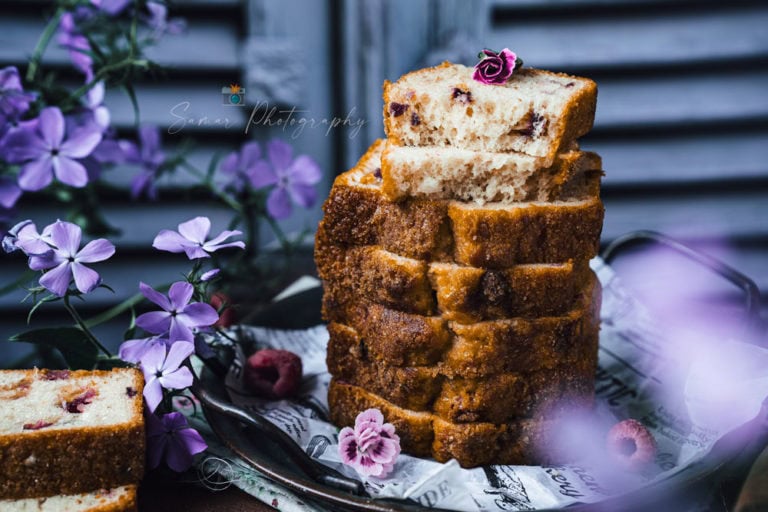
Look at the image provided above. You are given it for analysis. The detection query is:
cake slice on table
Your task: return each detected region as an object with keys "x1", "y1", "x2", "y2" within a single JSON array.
[
  {"x1": 0, "y1": 485, "x2": 137, "y2": 512},
  {"x1": 0, "y1": 368, "x2": 145, "y2": 500},
  {"x1": 383, "y1": 63, "x2": 597, "y2": 165},
  {"x1": 322, "y1": 140, "x2": 604, "y2": 267}
]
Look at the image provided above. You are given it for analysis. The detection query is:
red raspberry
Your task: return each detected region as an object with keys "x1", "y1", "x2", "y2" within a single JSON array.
[
  {"x1": 606, "y1": 419, "x2": 657, "y2": 471},
  {"x1": 210, "y1": 292, "x2": 236, "y2": 328},
  {"x1": 244, "y1": 349, "x2": 302, "y2": 399}
]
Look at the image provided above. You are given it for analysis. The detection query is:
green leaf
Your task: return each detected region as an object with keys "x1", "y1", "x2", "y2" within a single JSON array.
[
  {"x1": 10, "y1": 327, "x2": 99, "y2": 370},
  {"x1": 27, "y1": 294, "x2": 61, "y2": 324}
]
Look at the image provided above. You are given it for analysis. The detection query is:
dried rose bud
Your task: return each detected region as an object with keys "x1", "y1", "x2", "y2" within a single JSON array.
[
  {"x1": 473, "y1": 48, "x2": 519, "y2": 85},
  {"x1": 606, "y1": 419, "x2": 657, "y2": 471},
  {"x1": 244, "y1": 349, "x2": 302, "y2": 399}
]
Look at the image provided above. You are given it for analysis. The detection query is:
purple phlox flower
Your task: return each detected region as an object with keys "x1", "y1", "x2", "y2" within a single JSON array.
[
  {"x1": 82, "y1": 81, "x2": 110, "y2": 132},
  {"x1": 139, "y1": 341, "x2": 194, "y2": 412},
  {"x1": 119, "y1": 335, "x2": 170, "y2": 364},
  {"x1": 220, "y1": 141, "x2": 262, "y2": 192},
  {"x1": 144, "y1": 2, "x2": 186, "y2": 39},
  {"x1": 153, "y1": 216, "x2": 245, "y2": 260},
  {"x1": 0, "y1": 66, "x2": 35, "y2": 125},
  {"x1": 0, "y1": 176, "x2": 22, "y2": 210},
  {"x1": 123, "y1": 125, "x2": 165, "y2": 199},
  {"x1": 58, "y1": 13, "x2": 93, "y2": 78},
  {"x1": 250, "y1": 139, "x2": 321, "y2": 219},
  {"x1": 91, "y1": 0, "x2": 132, "y2": 16},
  {"x1": 2, "y1": 107, "x2": 102, "y2": 191},
  {"x1": 146, "y1": 411, "x2": 207, "y2": 472},
  {"x1": 338, "y1": 408, "x2": 400, "y2": 478},
  {"x1": 27, "y1": 220, "x2": 115, "y2": 297},
  {"x1": 200, "y1": 268, "x2": 220, "y2": 282},
  {"x1": 136, "y1": 281, "x2": 219, "y2": 342},
  {"x1": 2, "y1": 219, "x2": 53, "y2": 255}
]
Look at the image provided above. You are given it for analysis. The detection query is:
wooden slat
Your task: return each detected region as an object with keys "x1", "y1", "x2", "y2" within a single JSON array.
[
  {"x1": 594, "y1": 71, "x2": 768, "y2": 130},
  {"x1": 0, "y1": 15, "x2": 240, "y2": 70},
  {"x1": 583, "y1": 131, "x2": 768, "y2": 185},
  {"x1": 488, "y1": 6, "x2": 768, "y2": 70},
  {"x1": 601, "y1": 189, "x2": 768, "y2": 242}
]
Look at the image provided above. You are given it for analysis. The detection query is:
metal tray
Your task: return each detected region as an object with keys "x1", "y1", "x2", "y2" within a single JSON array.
[{"x1": 197, "y1": 231, "x2": 768, "y2": 512}]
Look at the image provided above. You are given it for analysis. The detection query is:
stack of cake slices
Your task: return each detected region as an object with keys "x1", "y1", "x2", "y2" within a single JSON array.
[
  {"x1": 0, "y1": 368, "x2": 145, "y2": 511},
  {"x1": 316, "y1": 62, "x2": 603, "y2": 468}
]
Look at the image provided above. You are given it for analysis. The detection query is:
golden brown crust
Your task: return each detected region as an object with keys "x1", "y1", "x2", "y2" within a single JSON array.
[
  {"x1": 327, "y1": 323, "x2": 595, "y2": 423},
  {"x1": 321, "y1": 142, "x2": 603, "y2": 268},
  {"x1": 323, "y1": 272, "x2": 601, "y2": 375},
  {"x1": 317, "y1": 219, "x2": 592, "y2": 321},
  {"x1": 0, "y1": 369, "x2": 145, "y2": 500},
  {"x1": 329, "y1": 380, "x2": 567, "y2": 467}
]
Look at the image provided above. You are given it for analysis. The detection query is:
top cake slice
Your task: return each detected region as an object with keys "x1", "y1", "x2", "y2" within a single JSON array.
[{"x1": 383, "y1": 62, "x2": 597, "y2": 166}]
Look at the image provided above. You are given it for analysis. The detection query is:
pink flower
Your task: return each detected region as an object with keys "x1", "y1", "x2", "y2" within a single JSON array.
[
  {"x1": 473, "y1": 48, "x2": 518, "y2": 85},
  {"x1": 338, "y1": 408, "x2": 400, "y2": 478}
]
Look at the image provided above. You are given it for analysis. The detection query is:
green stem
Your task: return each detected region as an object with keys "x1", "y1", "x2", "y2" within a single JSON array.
[
  {"x1": 66, "y1": 57, "x2": 149, "y2": 105},
  {"x1": 84, "y1": 291, "x2": 144, "y2": 329},
  {"x1": 26, "y1": 8, "x2": 64, "y2": 83},
  {"x1": 63, "y1": 295, "x2": 112, "y2": 357},
  {"x1": 264, "y1": 213, "x2": 290, "y2": 252},
  {"x1": 181, "y1": 161, "x2": 243, "y2": 213}
]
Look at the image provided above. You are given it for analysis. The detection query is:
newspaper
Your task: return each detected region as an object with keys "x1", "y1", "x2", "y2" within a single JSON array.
[{"x1": 183, "y1": 258, "x2": 768, "y2": 511}]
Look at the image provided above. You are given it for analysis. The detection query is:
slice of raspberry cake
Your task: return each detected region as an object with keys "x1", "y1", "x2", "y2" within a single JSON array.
[{"x1": 0, "y1": 368, "x2": 145, "y2": 499}]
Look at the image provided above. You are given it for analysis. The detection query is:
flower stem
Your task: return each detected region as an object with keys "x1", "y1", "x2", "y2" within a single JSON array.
[
  {"x1": 66, "y1": 57, "x2": 149, "y2": 105},
  {"x1": 63, "y1": 294, "x2": 112, "y2": 357},
  {"x1": 264, "y1": 214, "x2": 290, "y2": 253},
  {"x1": 26, "y1": 8, "x2": 64, "y2": 83}
]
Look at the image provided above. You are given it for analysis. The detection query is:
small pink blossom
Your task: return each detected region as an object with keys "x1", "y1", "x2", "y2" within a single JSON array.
[
  {"x1": 473, "y1": 48, "x2": 518, "y2": 85},
  {"x1": 338, "y1": 408, "x2": 400, "y2": 478}
]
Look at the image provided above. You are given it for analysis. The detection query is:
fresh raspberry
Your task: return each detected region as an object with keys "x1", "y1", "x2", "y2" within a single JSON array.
[
  {"x1": 210, "y1": 292, "x2": 236, "y2": 328},
  {"x1": 244, "y1": 349, "x2": 302, "y2": 399},
  {"x1": 606, "y1": 419, "x2": 657, "y2": 471}
]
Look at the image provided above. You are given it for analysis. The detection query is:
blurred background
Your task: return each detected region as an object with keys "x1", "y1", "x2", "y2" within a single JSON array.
[{"x1": 0, "y1": 0, "x2": 766, "y2": 360}]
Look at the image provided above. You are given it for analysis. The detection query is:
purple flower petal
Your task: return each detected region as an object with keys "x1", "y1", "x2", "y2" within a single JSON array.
[
  {"x1": 200, "y1": 268, "x2": 220, "y2": 281},
  {"x1": 49, "y1": 221, "x2": 82, "y2": 256},
  {"x1": 239, "y1": 142, "x2": 262, "y2": 170},
  {"x1": 219, "y1": 151, "x2": 239, "y2": 175},
  {"x1": 136, "y1": 310, "x2": 172, "y2": 335},
  {"x1": 287, "y1": 183, "x2": 316, "y2": 209},
  {"x1": 158, "y1": 366, "x2": 193, "y2": 391},
  {"x1": 266, "y1": 187, "x2": 292, "y2": 219},
  {"x1": 182, "y1": 245, "x2": 209, "y2": 260},
  {"x1": 76, "y1": 238, "x2": 115, "y2": 263},
  {"x1": 168, "y1": 317, "x2": 193, "y2": 342},
  {"x1": 168, "y1": 281, "x2": 194, "y2": 310},
  {"x1": 248, "y1": 160, "x2": 278, "y2": 189},
  {"x1": 178, "y1": 302, "x2": 218, "y2": 328},
  {"x1": 176, "y1": 425, "x2": 208, "y2": 456},
  {"x1": 38, "y1": 107, "x2": 65, "y2": 148},
  {"x1": 164, "y1": 340, "x2": 195, "y2": 370},
  {"x1": 139, "y1": 125, "x2": 162, "y2": 159},
  {"x1": 28, "y1": 253, "x2": 59, "y2": 271},
  {"x1": 355, "y1": 408, "x2": 384, "y2": 428},
  {"x1": 18, "y1": 157, "x2": 53, "y2": 191},
  {"x1": 288, "y1": 155, "x2": 322, "y2": 185},
  {"x1": 0, "y1": 177, "x2": 22, "y2": 209},
  {"x1": 60, "y1": 128, "x2": 102, "y2": 158},
  {"x1": 140, "y1": 281, "x2": 173, "y2": 310},
  {"x1": 39, "y1": 261, "x2": 72, "y2": 297},
  {"x1": 164, "y1": 438, "x2": 195, "y2": 473},
  {"x1": 146, "y1": 430, "x2": 168, "y2": 469},
  {"x1": 52, "y1": 156, "x2": 89, "y2": 188},
  {"x1": 152, "y1": 229, "x2": 192, "y2": 253},
  {"x1": 71, "y1": 261, "x2": 101, "y2": 293},
  {"x1": 140, "y1": 342, "x2": 167, "y2": 374},
  {"x1": 119, "y1": 336, "x2": 164, "y2": 363},
  {"x1": 177, "y1": 217, "x2": 210, "y2": 245},
  {"x1": 267, "y1": 139, "x2": 293, "y2": 171},
  {"x1": 2, "y1": 125, "x2": 47, "y2": 163},
  {"x1": 143, "y1": 378, "x2": 163, "y2": 412}
]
